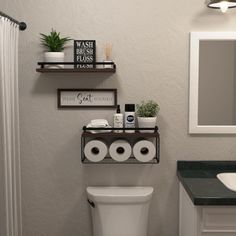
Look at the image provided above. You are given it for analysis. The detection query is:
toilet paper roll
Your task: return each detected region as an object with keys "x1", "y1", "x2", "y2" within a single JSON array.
[
  {"x1": 109, "y1": 140, "x2": 132, "y2": 162},
  {"x1": 133, "y1": 140, "x2": 156, "y2": 162},
  {"x1": 84, "y1": 140, "x2": 108, "y2": 162}
]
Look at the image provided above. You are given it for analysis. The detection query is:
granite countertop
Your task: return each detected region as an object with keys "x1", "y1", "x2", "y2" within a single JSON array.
[{"x1": 177, "y1": 161, "x2": 236, "y2": 205}]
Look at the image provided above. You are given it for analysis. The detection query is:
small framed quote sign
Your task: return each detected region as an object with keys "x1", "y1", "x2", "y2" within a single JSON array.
[
  {"x1": 57, "y1": 89, "x2": 117, "y2": 108},
  {"x1": 74, "y1": 40, "x2": 96, "y2": 68}
]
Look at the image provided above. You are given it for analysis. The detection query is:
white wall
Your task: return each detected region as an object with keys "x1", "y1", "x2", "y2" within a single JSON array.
[{"x1": 2, "y1": 1, "x2": 236, "y2": 236}]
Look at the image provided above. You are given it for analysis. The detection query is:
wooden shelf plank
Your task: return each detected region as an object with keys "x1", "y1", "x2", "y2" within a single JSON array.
[
  {"x1": 36, "y1": 68, "x2": 116, "y2": 73},
  {"x1": 82, "y1": 131, "x2": 159, "y2": 138},
  {"x1": 82, "y1": 157, "x2": 159, "y2": 164}
]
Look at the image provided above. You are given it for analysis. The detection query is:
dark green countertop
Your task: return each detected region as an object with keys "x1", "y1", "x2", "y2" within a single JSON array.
[{"x1": 177, "y1": 161, "x2": 236, "y2": 205}]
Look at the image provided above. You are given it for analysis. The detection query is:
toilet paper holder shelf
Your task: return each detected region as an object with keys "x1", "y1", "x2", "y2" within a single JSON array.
[{"x1": 81, "y1": 126, "x2": 160, "y2": 164}]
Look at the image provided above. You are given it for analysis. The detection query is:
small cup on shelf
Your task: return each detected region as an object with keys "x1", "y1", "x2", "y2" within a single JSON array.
[{"x1": 103, "y1": 43, "x2": 113, "y2": 68}]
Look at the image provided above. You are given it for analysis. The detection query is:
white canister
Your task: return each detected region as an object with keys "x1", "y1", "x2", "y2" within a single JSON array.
[{"x1": 113, "y1": 105, "x2": 123, "y2": 133}]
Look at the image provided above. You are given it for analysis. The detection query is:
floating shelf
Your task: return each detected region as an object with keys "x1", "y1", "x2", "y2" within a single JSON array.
[
  {"x1": 81, "y1": 126, "x2": 160, "y2": 164},
  {"x1": 36, "y1": 62, "x2": 116, "y2": 73}
]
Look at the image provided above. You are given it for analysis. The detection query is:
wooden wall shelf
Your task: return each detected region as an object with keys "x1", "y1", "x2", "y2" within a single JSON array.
[
  {"x1": 36, "y1": 62, "x2": 116, "y2": 73},
  {"x1": 36, "y1": 68, "x2": 115, "y2": 73},
  {"x1": 81, "y1": 126, "x2": 160, "y2": 164}
]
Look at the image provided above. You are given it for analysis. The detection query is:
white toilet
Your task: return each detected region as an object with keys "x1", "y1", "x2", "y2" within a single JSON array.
[{"x1": 86, "y1": 186, "x2": 154, "y2": 236}]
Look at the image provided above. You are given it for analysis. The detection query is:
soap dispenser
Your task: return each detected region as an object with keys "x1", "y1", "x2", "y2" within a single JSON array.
[{"x1": 113, "y1": 105, "x2": 123, "y2": 133}]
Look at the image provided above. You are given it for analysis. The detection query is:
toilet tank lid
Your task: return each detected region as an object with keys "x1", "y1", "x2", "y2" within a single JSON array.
[{"x1": 87, "y1": 186, "x2": 154, "y2": 197}]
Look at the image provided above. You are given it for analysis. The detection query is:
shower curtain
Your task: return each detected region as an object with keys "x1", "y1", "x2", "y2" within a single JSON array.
[{"x1": 0, "y1": 17, "x2": 22, "y2": 236}]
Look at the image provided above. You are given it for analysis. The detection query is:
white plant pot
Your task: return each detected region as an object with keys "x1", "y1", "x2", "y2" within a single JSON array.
[
  {"x1": 137, "y1": 117, "x2": 157, "y2": 133},
  {"x1": 44, "y1": 52, "x2": 65, "y2": 68}
]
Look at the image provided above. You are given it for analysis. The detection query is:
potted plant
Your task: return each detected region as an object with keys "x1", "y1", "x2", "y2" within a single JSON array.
[
  {"x1": 137, "y1": 100, "x2": 160, "y2": 133},
  {"x1": 40, "y1": 29, "x2": 71, "y2": 68}
]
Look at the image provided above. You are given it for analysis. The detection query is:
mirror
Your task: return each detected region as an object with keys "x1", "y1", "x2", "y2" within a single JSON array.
[{"x1": 189, "y1": 32, "x2": 236, "y2": 133}]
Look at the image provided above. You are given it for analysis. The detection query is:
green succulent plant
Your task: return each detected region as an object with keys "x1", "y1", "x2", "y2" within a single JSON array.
[
  {"x1": 137, "y1": 100, "x2": 160, "y2": 117},
  {"x1": 40, "y1": 29, "x2": 71, "y2": 52}
]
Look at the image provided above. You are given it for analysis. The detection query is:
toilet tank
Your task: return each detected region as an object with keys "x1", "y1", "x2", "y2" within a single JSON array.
[{"x1": 87, "y1": 187, "x2": 154, "y2": 236}]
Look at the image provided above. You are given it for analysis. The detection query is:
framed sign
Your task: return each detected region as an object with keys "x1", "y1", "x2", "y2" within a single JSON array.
[
  {"x1": 74, "y1": 40, "x2": 96, "y2": 68},
  {"x1": 57, "y1": 89, "x2": 117, "y2": 108}
]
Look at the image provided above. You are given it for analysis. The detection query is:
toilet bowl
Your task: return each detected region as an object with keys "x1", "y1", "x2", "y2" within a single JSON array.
[{"x1": 87, "y1": 186, "x2": 154, "y2": 236}]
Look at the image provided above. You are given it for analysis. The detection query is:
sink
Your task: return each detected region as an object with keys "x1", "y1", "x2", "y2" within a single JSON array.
[{"x1": 217, "y1": 173, "x2": 236, "y2": 192}]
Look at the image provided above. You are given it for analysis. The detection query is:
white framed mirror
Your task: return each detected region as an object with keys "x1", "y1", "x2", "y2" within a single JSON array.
[{"x1": 189, "y1": 32, "x2": 236, "y2": 134}]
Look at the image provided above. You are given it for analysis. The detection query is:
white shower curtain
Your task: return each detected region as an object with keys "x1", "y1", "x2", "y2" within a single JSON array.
[{"x1": 0, "y1": 17, "x2": 22, "y2": 236}]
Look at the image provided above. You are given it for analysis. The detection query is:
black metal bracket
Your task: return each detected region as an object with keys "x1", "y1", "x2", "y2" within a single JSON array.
[
  {"x1": 0, "y1": 11, "x2": 27, "y2": 31},
  {"x1": 83, "y1": 126, "x2": 158, "y2": 132},
  {"x1": 38, "y1": 62, "x2": 116, "y2": 69},
  {"x1": 19, "y1": 22, "x2": 27, "y2": 31},
  {"x1": 87, "y1": 199, "x2": 95, "y2": 208}
]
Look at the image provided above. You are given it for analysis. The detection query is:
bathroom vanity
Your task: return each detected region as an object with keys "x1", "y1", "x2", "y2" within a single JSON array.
[{"x1": 178, "y1": 161, "x2": 236, "y2": 236}]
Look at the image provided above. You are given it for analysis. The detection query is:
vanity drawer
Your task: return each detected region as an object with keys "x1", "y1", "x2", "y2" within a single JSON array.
[{"x1": 202, "y1": 207, "x2": 236, "y2": 234}]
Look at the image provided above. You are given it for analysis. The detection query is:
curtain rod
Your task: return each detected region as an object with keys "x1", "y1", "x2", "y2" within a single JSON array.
[{"x1": 0, "y1": 11, "x2": 27, "y2": 31}]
